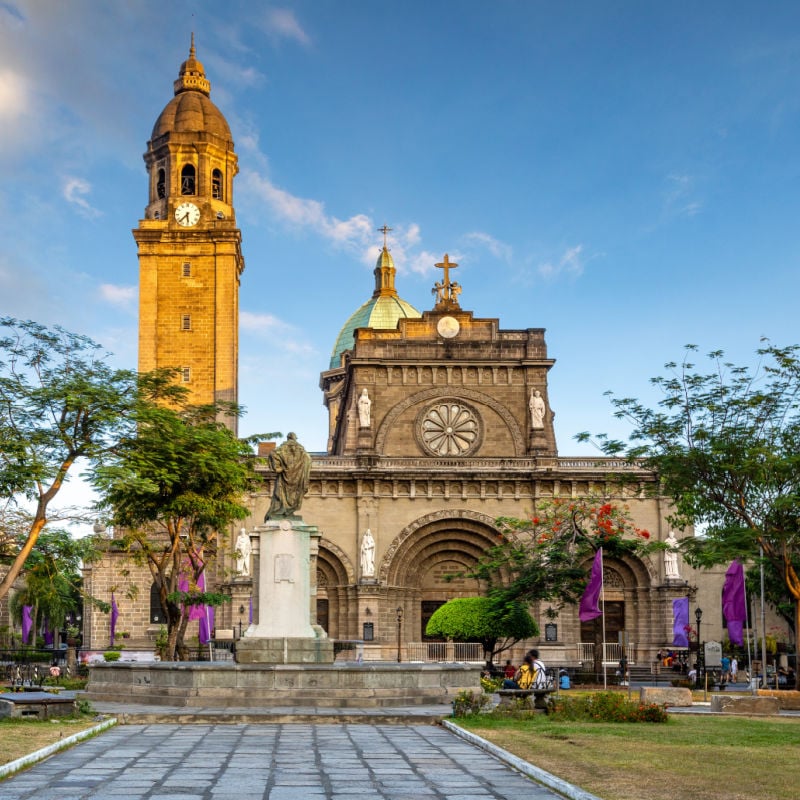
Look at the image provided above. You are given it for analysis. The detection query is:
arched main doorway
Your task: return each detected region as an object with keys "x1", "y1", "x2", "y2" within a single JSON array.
[{"x1": 381, "y1": 510, "x2": 506, "y2": 644}]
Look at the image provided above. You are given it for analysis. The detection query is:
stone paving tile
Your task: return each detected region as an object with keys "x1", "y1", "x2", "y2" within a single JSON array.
[{"x1": 0, "y1": 722, "x2": 576, "y2": 799}]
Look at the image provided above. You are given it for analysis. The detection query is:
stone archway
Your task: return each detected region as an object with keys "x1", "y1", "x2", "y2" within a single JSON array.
[
  {"x1": 380, "y1": 510, "x2": 504, "y2": 642},
  {"x1": 317, "y1": 540, "x2": 354, "y2": 639},
  {"x1": 574, "y1": 552, "x2": 656, "y2": 659}
]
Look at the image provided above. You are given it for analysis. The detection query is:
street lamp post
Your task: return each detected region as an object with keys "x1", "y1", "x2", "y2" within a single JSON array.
[
  {"x1": 238, "y1": 605, "x2": 245, "y2": 639},
  {"x1": 396, "y1": 606, "x2": 403, "y2": 663},
  {"x1": 695, "y1": 607, "x2": 703, "y2": 678}
]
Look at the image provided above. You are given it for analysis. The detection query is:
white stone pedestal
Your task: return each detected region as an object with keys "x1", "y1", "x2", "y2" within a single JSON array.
[{"x1": 236, "y1": 518, "x2": 333, "y2": 664}]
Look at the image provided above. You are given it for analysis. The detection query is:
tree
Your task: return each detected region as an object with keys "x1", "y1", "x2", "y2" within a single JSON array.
[
  {"x1": 8, "y1": 527, "x2": 90, "y2": 644},
  {"x1": 0, "y1": 318, "x2": 179, "y2": 600},
  {"x1": 580, "y1": 344, "x2": 800, "y2": 689},
  {"x1": 468, "y1": 498, "x2": 654, "y2": 673},
  {"x1": 92, "y1": 398, "x2": 277, "y2": 659},
  {"x1": 424, "y1": 596, "x2": 539, "y2": 665}
]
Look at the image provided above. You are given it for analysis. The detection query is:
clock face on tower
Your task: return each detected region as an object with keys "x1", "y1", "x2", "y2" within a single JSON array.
[{"x1": 174, "y1": 202, "x2": 200, "y2": 227}]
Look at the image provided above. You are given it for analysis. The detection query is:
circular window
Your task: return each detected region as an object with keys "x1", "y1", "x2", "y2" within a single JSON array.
[{"x1": 416, "y1": 400, "x2": 482, "y2": 456}]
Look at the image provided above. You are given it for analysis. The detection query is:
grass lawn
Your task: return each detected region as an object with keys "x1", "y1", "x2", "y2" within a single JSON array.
[
  {"x1": 457, "y1": 712, "x2": 800, "y2": 800},
  {"x1": 0, "y1": 717, "x2": 103, "y2": 768}
]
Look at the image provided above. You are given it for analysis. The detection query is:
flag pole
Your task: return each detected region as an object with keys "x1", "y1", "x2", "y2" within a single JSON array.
[
  {"x1": 745, "y1": 590, "x2": 754, "y2": 694},
  {"x1": 600, "y1": 548, "x2": 607, "y2": 690}
]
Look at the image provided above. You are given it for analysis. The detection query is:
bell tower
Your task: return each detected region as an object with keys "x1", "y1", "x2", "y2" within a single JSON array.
[{"x1": 135, "y1": 36, "x2": 243, "y2": 432}]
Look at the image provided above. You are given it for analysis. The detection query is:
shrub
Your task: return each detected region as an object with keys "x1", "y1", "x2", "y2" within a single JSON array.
[
  {"x1": 549, "y1": 691, "x2": 668, "y2": 723},
  {"x1": 481, "y1": 675, "x2": 503, "y2": 693},
  {"x1": 103, "y1": 650, "x2": 122, "y2": 662},
  {"x1": 452, "y1": 690, "x2": 492, "y2": 717}
]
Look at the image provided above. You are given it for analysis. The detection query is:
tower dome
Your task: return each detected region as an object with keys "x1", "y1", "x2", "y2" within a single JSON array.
[
  {"x1": 329, "y1": 246, "x2": 421, "y2": 368},
  {"x1": 150, "y1": 35, "x2": 232, "y2": 143}
]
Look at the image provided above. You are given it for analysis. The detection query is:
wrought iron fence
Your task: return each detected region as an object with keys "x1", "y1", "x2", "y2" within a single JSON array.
[{"x1": 1, "y1": 647, "x2": 70, "y2": 686}]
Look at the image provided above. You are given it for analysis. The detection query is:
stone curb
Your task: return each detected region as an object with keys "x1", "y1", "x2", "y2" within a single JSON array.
[
  {"x1": 0, "y1": 717, "x2": 117, "y2": 780},
  {"x1": 442, "y1": 719, "x2": 603, "y2": 800},
  {"x1": 112, "y1": 711, "x2": 443, "y2": 725}
]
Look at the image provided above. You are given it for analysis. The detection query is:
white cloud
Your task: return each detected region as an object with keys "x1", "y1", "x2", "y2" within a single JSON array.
[
  {"x1": 240, "y1": 310, "x2": 315, "y2": 356},
  {"x1": 664, "y1": 173, "x2": 703, "y2": 217},
  {"x1": 241, "y1": 310, "x2": 291, "y2": 333},
  {"x1": 406, "y1": 249, "x2": 464, "y2": 278},
  {"x1": 537, "y1": 245, "x2": 584, "y2": 280},
  {"x1": 464, "y1": 231, "x2": 513, "y2": 262},
  {"x1": 241, "y1": 170, "x2": 432, "y2": 276},
  {"x1": 262, "y1": 8, "x2": 311, "y2": 46},
  {"x1": 63, "y1": 176, "x2": 101, "y2": 218},
  {"x1": 98, "y1": 283, "x2": 137, "y2": 309}
]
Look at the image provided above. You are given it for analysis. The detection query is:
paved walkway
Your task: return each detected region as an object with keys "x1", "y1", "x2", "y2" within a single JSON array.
[{"x1": 1, "y1": 721, "x2": 583, "y2": 800}]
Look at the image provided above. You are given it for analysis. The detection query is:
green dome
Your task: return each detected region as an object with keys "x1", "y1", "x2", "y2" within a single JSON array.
[{"x1": 329, "y1": 247, "x2": 421, "y2": 368}]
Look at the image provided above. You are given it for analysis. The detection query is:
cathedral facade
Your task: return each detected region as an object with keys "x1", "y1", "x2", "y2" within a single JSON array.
[{"x1": 83, "y1": 43, "x2": 727, "y2": 664}]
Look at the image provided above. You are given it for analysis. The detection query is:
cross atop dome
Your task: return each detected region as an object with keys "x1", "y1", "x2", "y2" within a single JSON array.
[{"x1": 378, "y1": 224, "x2": 393, "y2": 250}]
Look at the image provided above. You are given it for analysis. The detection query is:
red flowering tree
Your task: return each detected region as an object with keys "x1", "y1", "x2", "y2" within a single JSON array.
[{"x1": 468, "y1": 498, "x2": 656, "y2": 673}]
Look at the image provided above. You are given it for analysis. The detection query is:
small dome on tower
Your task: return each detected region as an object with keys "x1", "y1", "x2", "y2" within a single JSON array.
[
  {"x1": 329, "y1": 245, "x2": 421, "y2": 369},
  {"x1": 150, "y1": 36, "x2": 232, "y2": 143}
]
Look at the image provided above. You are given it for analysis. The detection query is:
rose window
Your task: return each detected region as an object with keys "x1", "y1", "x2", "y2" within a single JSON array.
[{"x1": 418, "y1": 401, "x2": 481, "y2": 456}]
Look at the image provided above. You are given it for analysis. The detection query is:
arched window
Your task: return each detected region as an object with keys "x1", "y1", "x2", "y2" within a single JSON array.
[
  {"x1": 156, "y1": 168, "x2": 166, "y2": 199},
  {"x1": 212, "y1": 169, "x2": 223, "y2": 200},
  {"x1": 150, "y1": 583, "x2": 165, "y2": 624},
  {"x1": 181, "y1": 164, "x2": 196, "y2": 195}
]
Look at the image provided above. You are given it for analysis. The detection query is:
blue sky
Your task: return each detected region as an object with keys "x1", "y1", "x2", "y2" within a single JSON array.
[{"x1": 2, "y1": 1, "x2": 799, "y2": 484}]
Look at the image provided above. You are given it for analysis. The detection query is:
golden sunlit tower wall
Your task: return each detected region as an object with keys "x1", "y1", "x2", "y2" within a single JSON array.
[{"x1": 134, "y1": 37, "x2": 243, "y2": 432}]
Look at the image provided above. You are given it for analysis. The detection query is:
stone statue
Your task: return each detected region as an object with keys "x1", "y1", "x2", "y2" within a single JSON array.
[
  {"x1": 265, "y1": 432, "x2": 312, "y2": 520},
  {"x1": 357, "y1": 388, "x2": 371, "y2": 428},
  {"x1": 235, "y1": 528, "x2": 252, "y2": 576},
  {"x1": 664, "y1": 532, "x2": 681, "y2": 580},
  {"x1": 432, "y1": 281, "x2": 444, "y2": 303},
  {"x1": 529, "y1": 389, "x2": 546, "y2": 429},
  {"x1": 360, "y1": 528, "x2": 376, "y2": 577}
]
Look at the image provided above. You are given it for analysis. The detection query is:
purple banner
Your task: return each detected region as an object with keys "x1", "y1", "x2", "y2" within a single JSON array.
[
  {"x1": 110, "y1": 592, "x2": 119, "y2": 645},
  {"x1": 672, "y1": 597, "x2": 689, "y2": 647},
  {"x1": 722, "y1": 560, "x2": 746, "y2": 646},
  {"x1": 579, "y1": 548, "x2": 603, "y2": 622},
  {"x1": 22, "y1": 605, "x2": 33, "y2": 645},
  {"x1": 199, "y1": 605, "x2": 215, "y2": 645},
  {"x1": 189, "y1": 569, "x2": 206, "y2": 621}
]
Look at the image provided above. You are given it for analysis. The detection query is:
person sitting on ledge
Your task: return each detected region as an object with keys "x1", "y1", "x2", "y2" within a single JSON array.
[{"x1": 502, "y1": 653, "x2": 534, "y2": 690}]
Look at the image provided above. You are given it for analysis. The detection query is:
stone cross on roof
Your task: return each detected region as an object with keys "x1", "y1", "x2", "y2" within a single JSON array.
[{"x1": 433, "y1": 254, "x2": 461, "y2": 308}]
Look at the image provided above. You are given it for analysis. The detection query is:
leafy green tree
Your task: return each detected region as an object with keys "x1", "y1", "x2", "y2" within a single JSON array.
[
  {"x1": 93, "y1": 399, "x2": 277, "y2": 659},
  {"x1": 8, "y1": 527, "x2": 89, "y2": 643},
  {"x1": 0, "y1": 318, "x2": 180, "y2": 600},
  {"x1": 425, "y1": 596, "x2": 539, "y2": 664},
  {"x1": 579, "y1": 344, "x2": 800, "y2": 688},
  {"x1": 468, "y1": 498, "x2": 655, "y2": 673}
]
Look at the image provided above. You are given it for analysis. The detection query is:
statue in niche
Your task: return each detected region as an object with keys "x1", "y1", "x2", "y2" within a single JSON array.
[
  {"x1": 357, "y1": 388, "x2": 371, "y2": 428},
  {"x1": 664, "y1": 532, "x2": 681, "y2": 580},
  {"x1": 265, "y1": 432, "x2": 312, "y2": 520},
  {"x1": 529, "y1": 389, "x2": 546, "y2": 429},
  {"x1": 360, "y1": 528, "x2": 376, "y2": 578},
  {"x1": 235, "y1": 528, "x2": 252, "y2": 576}
]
